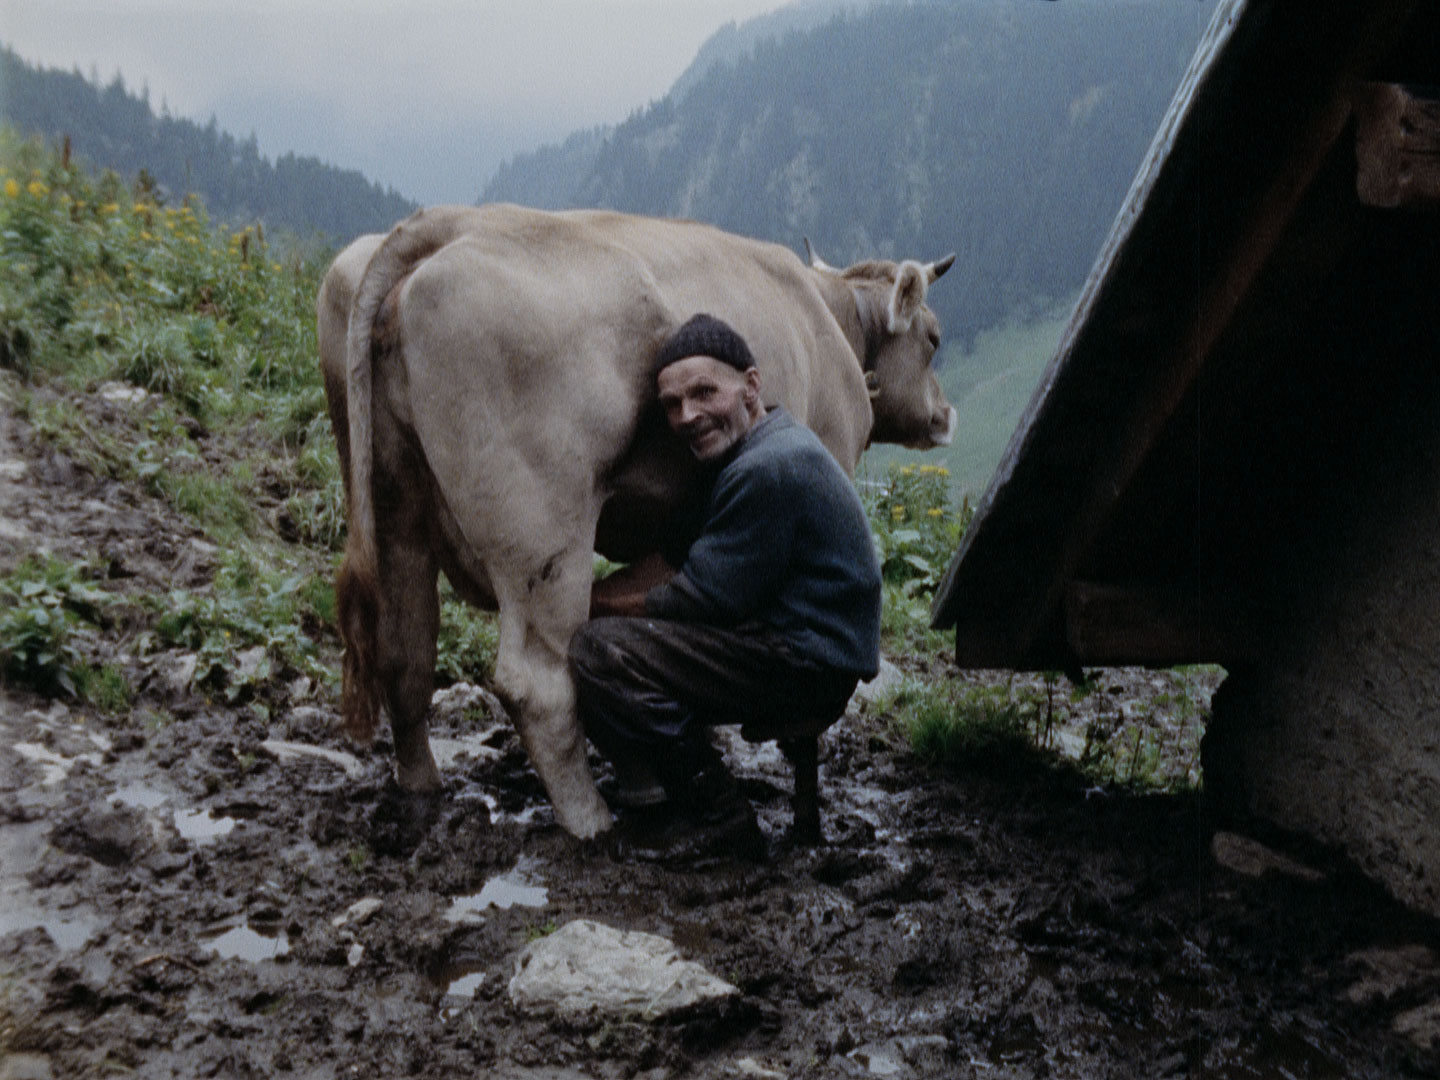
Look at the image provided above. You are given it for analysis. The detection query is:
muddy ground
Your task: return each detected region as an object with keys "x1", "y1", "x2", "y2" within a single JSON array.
[{"x1": 2, "y1": 386, "x2": 1440, "y2": 1080}]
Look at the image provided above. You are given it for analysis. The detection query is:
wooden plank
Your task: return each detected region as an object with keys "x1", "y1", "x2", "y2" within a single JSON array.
[
  {"x1": 1009, "y1": 0, "x2": 1420, "y2": 663},
  {"x1": 1064, "y1": 582, "x2": 1261, "y2": 666},
  {"x1": 1355, "y1": 82, "x2": 1440, "y2": 209},
  {"x1": 1065, "y1": 583, "x2": 1199, "y2": 665}
]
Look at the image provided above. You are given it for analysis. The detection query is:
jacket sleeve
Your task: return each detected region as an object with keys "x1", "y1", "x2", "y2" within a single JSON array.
[{"x1": 644, "y1": 459, "x2": 797, "y2": 624}]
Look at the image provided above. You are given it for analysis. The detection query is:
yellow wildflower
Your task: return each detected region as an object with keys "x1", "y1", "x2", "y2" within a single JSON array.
[
  {"x1": 899, "y1": 465, "x2": 915, "y2": 476},
  {"x1": 927, "y1": 508, "x2": 944, "y2": 518},
  {"x1": 891, "y1": 504, "x2": 906, "y2": 520},
  {"x1": 937, "y1": 467, "x2": 949, "y2": 476},
  {"x1": 271, "y1": 263, "x2": 282, "y2": 273},
  {"x1": 140, "y1": 231, "x2": 153, "y2": 241},
  {"x1": 27, "y1": 180, "x2": 48, "y2": 197},
  {"x1": 3, "y1": 179, "x2": 19, "y2": 199}
]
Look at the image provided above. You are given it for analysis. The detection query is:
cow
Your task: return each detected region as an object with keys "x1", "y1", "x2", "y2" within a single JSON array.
[{"x1": 317, "y1": 203, "x2": 955, "y2": 840}]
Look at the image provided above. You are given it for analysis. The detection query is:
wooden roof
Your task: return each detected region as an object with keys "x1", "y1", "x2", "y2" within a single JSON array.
[{"x1": 931, "y1": 0, "x2": 1440, "y2": 670}]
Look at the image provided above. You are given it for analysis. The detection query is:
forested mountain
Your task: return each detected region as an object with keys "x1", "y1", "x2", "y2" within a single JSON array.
[
  {"x1": 0, "y1": 46, "x2": 416, "y2": 239},
  {"x1": 484, "y1": 0, "x2": 1213, "y2": 346}
]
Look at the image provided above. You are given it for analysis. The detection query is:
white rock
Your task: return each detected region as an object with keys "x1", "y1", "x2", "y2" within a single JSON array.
[
  {"x1": 852, "y1": 659, "x2": 904, "y2": 706},
  {"x1": 431, "y1": 682, "x2": 508, "y2": 725},
  {"x1": 98, "y1": 381, "x2": 148, "y2": 405},
  {"x1": 234, "y1": 645, "x2": 269, "y2": 681},
  {"x1": 430, "y1": 731, "x2": 506, "y2": 771},
  {"x1": 332, "y1": 896, "x2": 383, "y2": 929},
  {"x1": 1393, "y1": 999, "x2": 1440, "y2": 1050},
  {"x1": 847, "y1": 1041, "x2": 906, "y2": 1076},
  {"x1": 730, "y1": 1058, "x2": 787, "y2": 1078},
  {"x1": 163, "y1": 653, "x2": 199, "y2": 693},
  {"x1": 346, "y1": 943, "x2": 365, "y2": 967},
  {"x1": 0, "y1": 1051, "x2": 55, "y2": 1080},
  {"x1": 1211, "y1": 832, "x2": 1324, "y2": 883},
  {"x1": 508, "y1": 919, "x2": 738, "y2": 1021},
  {"x1": 1346, "y1": 944, "x2": 1440, "y2": 1005},
  {"x1": 259, "y1": 739, "x2": 364, "y2": 777}
]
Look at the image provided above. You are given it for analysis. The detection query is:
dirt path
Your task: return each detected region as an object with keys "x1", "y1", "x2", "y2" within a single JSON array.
[{"x1": 1, "y1": 384, "x2": 1438, "y2": 1079}]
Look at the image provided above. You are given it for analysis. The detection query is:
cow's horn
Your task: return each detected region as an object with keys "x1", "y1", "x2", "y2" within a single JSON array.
[
  {"x1": 804, "y1": 237, "x2": 838, "y2": 273},
  {"x1": 927, "y1": 254, "x2": 956, "y2": 283}
]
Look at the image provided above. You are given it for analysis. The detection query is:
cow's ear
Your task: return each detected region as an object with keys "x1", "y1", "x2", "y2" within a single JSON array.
[{"x1": 887, "y1": 261, "x2": 927, "y2": 334}]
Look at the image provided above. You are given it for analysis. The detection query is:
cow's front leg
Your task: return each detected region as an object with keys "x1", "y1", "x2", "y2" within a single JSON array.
[{"x1": 493, "y1": 546, "x2": 613, "y2": 839}]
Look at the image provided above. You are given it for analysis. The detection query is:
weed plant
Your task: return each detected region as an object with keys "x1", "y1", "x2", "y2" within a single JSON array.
[
  {"x1": 863, "y1": 461, "x2": 972, "y2": 656},
  {"x1": 0, "y1": 131, "x2": 347, "y2": 705},
  {"x1": 0, "y1": 556, "x2": 124, "y2": 705}
]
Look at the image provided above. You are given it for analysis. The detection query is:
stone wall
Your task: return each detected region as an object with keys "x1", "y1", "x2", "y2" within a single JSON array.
[{"x1": 1203, "y1": 388, "x2": 1440, "y2": 916}]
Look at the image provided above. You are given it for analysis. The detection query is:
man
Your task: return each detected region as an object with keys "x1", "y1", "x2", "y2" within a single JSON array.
[{"x1": 567, "y1": 313, "x2": 882, "y2": 860}]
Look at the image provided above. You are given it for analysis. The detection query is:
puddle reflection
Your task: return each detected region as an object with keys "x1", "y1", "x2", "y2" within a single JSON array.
[
  {"x1": 202, "y1": 924, "x2": 290, "y2": 961},
  {"x1": 173, "y1": 808, "x2": 237, "y2": 843},
  {"x1": 444, "y1": 856, "x2": 548, "y2": 923}
]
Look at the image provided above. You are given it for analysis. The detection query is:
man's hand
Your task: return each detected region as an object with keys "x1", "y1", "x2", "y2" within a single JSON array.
[{"x1": 589, "y1": 552, "x2": 676, "y2": 619}]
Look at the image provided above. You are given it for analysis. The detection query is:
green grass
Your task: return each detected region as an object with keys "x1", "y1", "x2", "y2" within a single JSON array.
[{"x1": 867, "y1": 668, "x2": 1212, "y2": 795}]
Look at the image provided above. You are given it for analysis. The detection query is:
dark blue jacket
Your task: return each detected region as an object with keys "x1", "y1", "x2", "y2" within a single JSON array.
[{"x1": 645, "y1": 408, "x2": 882, "y2": 679}]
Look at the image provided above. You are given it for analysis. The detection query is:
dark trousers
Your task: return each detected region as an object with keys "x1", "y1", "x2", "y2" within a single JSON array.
[{"x1": 568, "y1": 616, "x2": 857, "y2": 801}]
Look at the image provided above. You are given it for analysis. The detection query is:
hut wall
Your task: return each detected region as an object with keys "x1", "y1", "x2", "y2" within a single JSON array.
[{"x1": 1202, "y1": 353, "x2": 1440, "y2": 915}]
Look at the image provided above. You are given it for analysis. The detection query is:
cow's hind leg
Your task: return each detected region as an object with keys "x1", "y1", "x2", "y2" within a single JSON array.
[
  {"x1": 491, "y1": 543, "x2": 613, "y2": 839},
  {"x1": 372, "y1": 454, "x2": 443, "y2": 793}
]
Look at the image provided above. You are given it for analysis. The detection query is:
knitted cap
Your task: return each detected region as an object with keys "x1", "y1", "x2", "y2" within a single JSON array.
[{"x1": 652, "y1": 313, "x2": 756, "y2": 378}]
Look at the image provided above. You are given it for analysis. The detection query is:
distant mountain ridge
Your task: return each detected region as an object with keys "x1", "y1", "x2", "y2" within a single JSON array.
[
  {"x1": 0, "y1": 46, "x2": 416, "y2": 239},
  {"x1": 484, "y1": 0, "x2": 1214, "y2": 347}
]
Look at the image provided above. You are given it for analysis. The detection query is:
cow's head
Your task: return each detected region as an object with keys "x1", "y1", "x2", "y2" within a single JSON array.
[{"x1": 809, "y1": 244, "x2": 957, "y2": 449}]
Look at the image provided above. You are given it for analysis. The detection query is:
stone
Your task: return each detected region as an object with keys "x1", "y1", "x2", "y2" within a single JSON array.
[
  {"x1": 852, "y1": 659, "x2": 903, "y2": 706},
  {"x1": 162, "y1": 653, "x2": 199, "y2": 694},
  {"x1": 259, "y1": 740, "x2": 363, "y2": 777},
  {"x1": 508, "y1": 919, "x2": 738, "y2": 1020},
  {"x1": 234, "y1": 645, "x2": 270, "y2": 682},
  {"x1": 332, "y1": 896, "x2": 383, "y2": 929},
  {"x1": 431, "y1": 681, "x2": 508, "y2": 726},
  {"x1": 730, "y1": 1058, "x2": 786, "y2": 1078},
  {"x1": 0, "y1": 1053, "x2": 54, "y2": 1080},
  {"x1": 1392, "y1": 999, "x2": 1440, "y2": 1050},
  {"x1": 1345, "y1": 944, "x2": 1440, "y2": 1005},
  {"x1": 846, "y1": 1041, "x2": 907, "y2": 1076},
  {"x1": 97, "y1": 381, "x2": 147, "y2": 405},
  {"x1": 1210, "y1": 832, "x2": 1324, "y2": 883}
]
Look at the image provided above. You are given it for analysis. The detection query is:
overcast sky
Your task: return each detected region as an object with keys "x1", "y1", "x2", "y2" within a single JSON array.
[{"x1": 1, "y1": 0, "x2": 787, "y2": 204}]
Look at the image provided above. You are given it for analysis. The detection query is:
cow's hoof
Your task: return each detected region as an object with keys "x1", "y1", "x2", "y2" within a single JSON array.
[{"x1": 368, "y1": 784, "x2": 444, "y2": 856}]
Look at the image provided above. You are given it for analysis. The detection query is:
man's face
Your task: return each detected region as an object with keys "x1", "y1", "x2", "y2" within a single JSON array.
[{"x1": 656, "y1": 355, "x2": 761, "y2": 462}]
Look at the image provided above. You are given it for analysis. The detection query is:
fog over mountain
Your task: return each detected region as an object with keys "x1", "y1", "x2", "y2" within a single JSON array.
[{"x1": 486, "y1": 0, "x2": 1215, "y2": 345}]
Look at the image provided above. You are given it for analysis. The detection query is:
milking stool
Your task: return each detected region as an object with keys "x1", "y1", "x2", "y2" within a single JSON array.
[{"x1": 740, "y1": 705, "x2": 845, "y2": 845}]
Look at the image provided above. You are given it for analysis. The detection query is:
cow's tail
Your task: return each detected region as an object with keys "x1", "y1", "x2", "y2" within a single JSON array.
[{"x1": 336, "y1": 205, "x2": 478, "y2": 743}]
